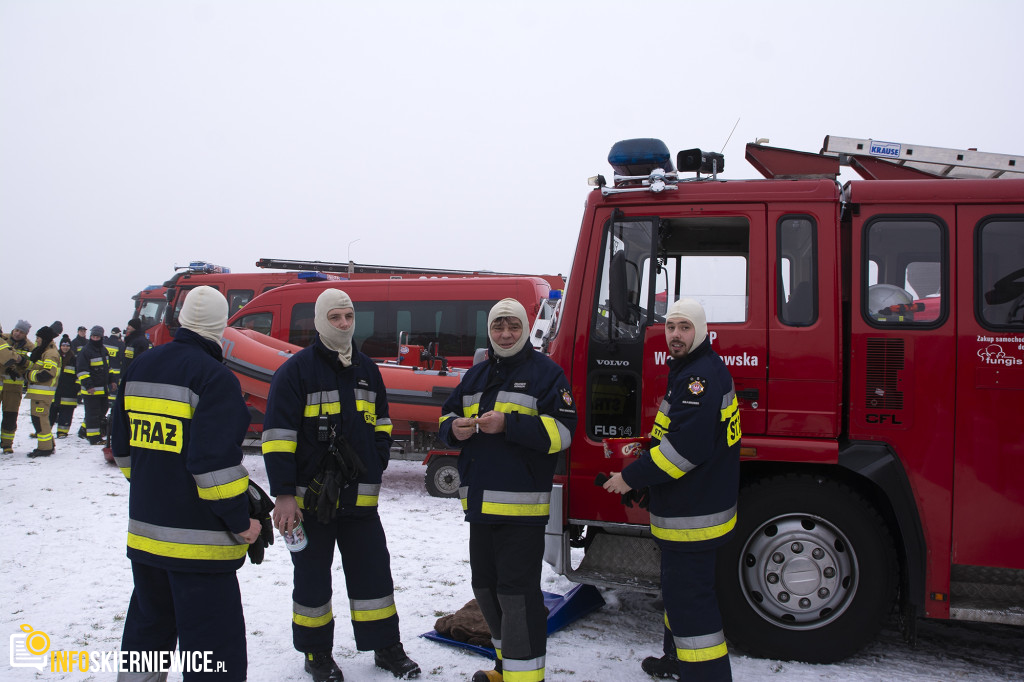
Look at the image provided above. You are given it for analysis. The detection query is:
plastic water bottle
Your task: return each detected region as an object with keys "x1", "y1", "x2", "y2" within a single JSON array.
[{"x1": 283, "y1": 522, "x2": 307, "y2": 552}]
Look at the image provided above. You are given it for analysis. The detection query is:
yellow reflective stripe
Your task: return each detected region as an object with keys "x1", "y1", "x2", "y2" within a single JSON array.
[
  {"x1": 124, "y1": 395, "x2": 195, "y2": 420},
  {"x1": 356, "y1": 494, "x2": 379, "y2": 506},
  {"x1": 127, "y1": 533, "x2": 247, "y2": 561},
  {"x1": 540, "y1": 414, "x2": 569, "y2": 454},
  {"x1": 293, "y1": 602, "x2": 333, "y2": 628},
  {"x1": 481, "y1": 501, "x2": 550, "y2": 516},
  {"x1": 350, "y1": 603, "x2": 397, "y2": 622},
  {"x1": 651, "y1": 513, "x2": 737, "y2": 543},
  {"x1": 677, "y1": 640, "x2": 729, "y2": 662},
  {"x1": 503, "y1": 661, "x2": 546, "y2": 682},
  {"x1": 196, "y1": 477, "x2": 249, "y2": 501},
  {"x1": 303, "y1": 401, "x2": 340, "y2": 417},
  {"x1": 650, "y1": 444, "x2": 686, "y2": 479},
  {"x1": 261, "y1": 439, "x2": 297, "y2": 454}
]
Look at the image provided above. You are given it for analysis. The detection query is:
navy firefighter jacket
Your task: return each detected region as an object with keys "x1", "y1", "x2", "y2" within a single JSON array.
[
  {"x1": 261, "y1": 335, "x2": 393, "y2": 516},
  {"x1": 438, "y1": 343, "x2": 577, "y2": 526},
  {"x1": 621, "y1": 337, "x2": 741, "y2": 551},
  {"x1": 111, "y1": 328, "x2": 253, "y2": 572}
]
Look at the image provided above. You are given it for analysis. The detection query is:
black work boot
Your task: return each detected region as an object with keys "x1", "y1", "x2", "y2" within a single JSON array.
[
  {"x1": 471, "y1": 669, "x2": 503, "y2": 682},
  {"x1": 27, "y1": 448, "x2": 52, "y2": 458},
  {"x1": 304, "y1": 652, "x2": 344, "y2": 682},
  {"x1": 374, "y1": 642, "x2": 420, "y2": 679},
  {"x1": 641, "y1": 653, "x2": 680, "y2": 679}
]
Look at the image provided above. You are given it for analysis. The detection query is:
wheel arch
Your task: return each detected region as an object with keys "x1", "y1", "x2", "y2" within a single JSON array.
[{"x1": 738, "y1": 442, "x2": 926, "y2": 617}]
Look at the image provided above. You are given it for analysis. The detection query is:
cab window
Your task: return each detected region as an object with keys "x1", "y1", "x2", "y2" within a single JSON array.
[
  {"x1": 231, "y1": 312, "x2": 273, "y2": 336},
  {"x1": 977, "y1": 217, "x2": 1024, "y2": 329},
  {"x1": 778, "y1": 216, "x2": 817, "y2": 327},
  {"x1": 863, "y1": 218, "x2": 946, "y2": 326}
]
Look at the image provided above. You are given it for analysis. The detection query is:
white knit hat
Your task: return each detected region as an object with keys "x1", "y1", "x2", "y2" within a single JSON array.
[
  {"x1": 487, "y1": 298, "x2": 530, "y2": 358},
  {"x1": 665, "y1": 298, "x2": 708, "y2": 349},
  {"x1": 178, "y1": 286, "x2": 228, "y2": 343},
  {"x1": 314, "y1": 288, "x2": 355, "y2": 364}
]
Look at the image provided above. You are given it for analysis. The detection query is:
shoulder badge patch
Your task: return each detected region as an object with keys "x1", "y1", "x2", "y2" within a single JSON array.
[
  {"x1": 561, "y1": 388, "x2": 574, "y2": 407},
  {"x1": 687, "y1": 376, "x2": 707, "y2": 397}
]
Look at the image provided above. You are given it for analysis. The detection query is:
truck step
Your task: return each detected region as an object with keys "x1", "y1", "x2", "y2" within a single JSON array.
[
  {"x1": 565, "y1": 532, "x2": 661, "y2": 592},
  {"x1": 949, "y1": 565, "x2": 1024, "y2": 626}
]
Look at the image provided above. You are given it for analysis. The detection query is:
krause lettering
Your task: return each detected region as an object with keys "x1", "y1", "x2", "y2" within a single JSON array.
[
  {"x1": 127, "y1": 412, "x2": 183, "y2": 453},
  {"x1": 869, "y1": 140, "x2": 901, "y2": 158}
]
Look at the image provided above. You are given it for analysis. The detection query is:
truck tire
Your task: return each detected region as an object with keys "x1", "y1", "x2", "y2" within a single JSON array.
[
  {"x1": 716, "y1": 474, "x2": 897, "y2": 663},
  {"x1": 424, "y1": 456, "x2": 460, "y2": 498}
]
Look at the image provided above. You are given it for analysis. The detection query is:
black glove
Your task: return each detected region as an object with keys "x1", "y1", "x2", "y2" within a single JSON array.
[
  {"x1": 29, "y1": 346, "x2": 44, "y2": 363},
  {"x1": 331, "y1": 433, "x2": 367, "y2": 485},
  {"x1": 245, "y1": 481, "x2": 276, "y2": 565}
]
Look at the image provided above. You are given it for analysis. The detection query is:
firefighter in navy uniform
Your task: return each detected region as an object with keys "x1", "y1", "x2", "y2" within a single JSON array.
[
  {"x1": 438, "y1": 298, "x2": 577, "y2": 682},
  {"x1": 603, "y1": 298, "x2": 740, "y2": 682},
  {"x1": 104, "y1": 326, "x2": 125, "y2": 409},
  {"x1": 122, "y1": 318, "x2": 152, "y2": 372},
  {"x1": 25, "y1": 324, "x2": 61, "y2": 457},
  {"x1": 51, "y1": 335, "x2": 79, "y2": 439},
  {"x1": 111, "y1": 286, "x2": 261, "y2": 682},
  {"x1": 262, "y1": 288, "x2": 420, "y2": 682},
  {"x1": 1, "y1": 320, "x2": 34, "y2": 453},
  {"x1": 76, "y1": 325, "x2": 110, "y2": 445}
]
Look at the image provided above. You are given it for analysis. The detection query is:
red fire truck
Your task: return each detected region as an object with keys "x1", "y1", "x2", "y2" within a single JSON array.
[{"x1": 540, "y1": 136, "x2": 1024, "y2": 662}]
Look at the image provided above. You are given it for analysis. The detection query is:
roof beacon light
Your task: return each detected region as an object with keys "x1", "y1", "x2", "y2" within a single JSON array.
[
  {"x1": 608, "y1": 138, "x2": 674, "y2": 176},
  {"x1": 181, "y1": 261, "x2": 231, "y2": 274}
]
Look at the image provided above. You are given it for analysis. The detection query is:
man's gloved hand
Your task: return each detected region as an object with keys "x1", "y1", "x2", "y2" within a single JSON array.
[
  {"x1": 332, "y1": 433, "x2": 367, "y2": 484},
  {"x1": 246, "y1": 481, "x2": 276, "y2": 565},
  {"x1": 314, "y1": 470, "x2": 343, "y2": 524}
]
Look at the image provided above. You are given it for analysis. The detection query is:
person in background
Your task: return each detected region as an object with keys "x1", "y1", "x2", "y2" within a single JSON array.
[
  {"x1": 51, "y1": 334, "x2": 79, "y2": 439},
  {"x1": 262, "y1": 288, "x2": 420, "y2": 682},
  {"x1": 25, "y1": 324, "x2": 61, "y2": 457},
  {"x1": 70, "y1": 325, "x2": 88, "y2": 355},
  {"x1": 104, "y1": 326, "x2": 125, "y2": 409},
  {"x1": 111, "y1": 285, "x2": 260, "y2": 682},
  {"x1": 76, "y1": 325, "x2": 110, "y2": 446},
  {"x1": 122, "y1": 318, "x2": 152, "y2": 372},
  {"x1": 602, "y1": 298, "x2": 741, "y2": 682},
  {"x1": 1, "y1": 320, "x2": 34, "y2": 454},
  {"x1": 437, "y1": 298, "x2": 577, "y2": 682}
]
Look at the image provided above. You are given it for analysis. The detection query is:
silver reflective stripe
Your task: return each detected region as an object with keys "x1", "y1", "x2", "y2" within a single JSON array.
[
  {"x1": 358, "y1": 483, "x2": 381, "y2": 496},
  {"x1": 494, "y1": 390, "x2": 538, "y2": 412},
  {"x1": 503, "y1": 656, "x2": 546, "y2": 673},
  {"x1": 458, "y1": 486, "x2": 469, "y2": 500},
  {"x1": 350, "y1": 595, "x2": 394, "y2": 611},
  {"x1": 461, "y1": 392, "x2": 484, "y2": 410},
  {"x1": 262, "y1": 428, "x2": 298, "y2": 443},
  {"x1": 306, "y1": 390, "x2": 340, "y2": 405},
  {"x1": 296, "y1": 486, "x2": 308, "y2": 497},
  {"x1": 114, "y1": 456, "x2": 131, "y2": 469},
  {"x1": 674, "y1": 629, "x2": 726, "y2": 651},
  {"x1": 657, "y1": 438, "x2": 696, "y2": 474},
  {"x1": 193, "y1": 465, "x2": 249, "y2": 490},
  {"x1": 124, "y1": 381, "x2": 198, "y2": 407},
  {"x1": 482, "y1": 490, "x2": 551, "y2": 505},
  {"x1": 127, "y1": 519, "x2": 243, "y2": 545},
  {"x1": 721, "y1": 387, "x2": 736, "y2": 409},
  {"x1": 650, "y1": 505, "x2": 738, "y2": 530},
  {"x1": 353, "y1": 388, "x2": 377, "y2": 403},
  {"x1": 294, "y1": 599, "x2": 332, "y2": 618},
  {"x1": 376, "y1": 417, "x2": 392, "y2": 427}
]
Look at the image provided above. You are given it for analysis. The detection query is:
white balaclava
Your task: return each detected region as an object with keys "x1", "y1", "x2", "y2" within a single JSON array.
[
  {"x1": 665, "y1": 298, "x2": 708, "y2": 350},
  {"x1": 487, "y1": 298, "x2": 530, "y2": 359},
  {"x1": 314, "y1": 288, "x2": 355, "y2": 366},
  {"x1": 178, "y1": 286, "x2": 229, "y2": 344}
]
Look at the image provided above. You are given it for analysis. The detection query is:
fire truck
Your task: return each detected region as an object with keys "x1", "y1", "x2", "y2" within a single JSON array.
[{"x1": 539, "y1": 136, "x2": 1024, "y2": 662}]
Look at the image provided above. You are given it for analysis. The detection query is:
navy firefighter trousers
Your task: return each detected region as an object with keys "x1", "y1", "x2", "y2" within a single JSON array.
[{"x1": 290, "y1": 511, "x2": 401, "y2": 654}]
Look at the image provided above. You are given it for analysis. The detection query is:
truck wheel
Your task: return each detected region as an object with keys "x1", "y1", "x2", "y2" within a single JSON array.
[
  {"x1": 424, "y1": 456, "x2": 460, "y2": 498},
  {"x1": 716, "y1": 474, "x2": 897, "y2": 663}
]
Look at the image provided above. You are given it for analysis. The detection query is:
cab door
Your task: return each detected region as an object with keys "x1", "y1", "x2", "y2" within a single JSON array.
[{"x1": 952, "y1": 208, "x2": 1024, "y2": 569}]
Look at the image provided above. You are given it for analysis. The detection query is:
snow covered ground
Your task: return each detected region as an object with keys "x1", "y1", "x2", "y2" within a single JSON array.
[{"x1": 2, "y1": 400, "x2": 1022, "y2": 681}]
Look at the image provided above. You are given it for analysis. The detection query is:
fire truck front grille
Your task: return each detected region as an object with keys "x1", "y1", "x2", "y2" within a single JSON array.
[{"x1": 864, "y1": 338, "x2": 905, "y2": 410}]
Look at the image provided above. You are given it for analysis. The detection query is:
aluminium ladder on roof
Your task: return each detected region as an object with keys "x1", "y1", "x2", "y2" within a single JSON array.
[{"x1": 822, "y1": 136, "x2": 1023, "y2": 179}]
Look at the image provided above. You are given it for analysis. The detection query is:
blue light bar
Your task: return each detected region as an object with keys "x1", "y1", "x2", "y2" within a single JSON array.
[
  {"x1": 608, "y1": 139, "x2": 675, "y2": 175},
  {"x1": 298, "y1": 271, "x2": 329, "y2": 282}
]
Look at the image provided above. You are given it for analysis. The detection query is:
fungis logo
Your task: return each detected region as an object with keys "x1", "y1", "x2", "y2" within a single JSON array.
[{"x1": 978, "y1": 343, "x2": 1023, "y2": 367}]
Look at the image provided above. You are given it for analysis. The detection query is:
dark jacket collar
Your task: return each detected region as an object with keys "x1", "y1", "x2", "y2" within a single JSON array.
[
  {"x1": 173, "y1": 327, "x2": 224, "y2": 362},
  {"x1": 667, "y1": 336, "x2": 711, "y2": 375}
]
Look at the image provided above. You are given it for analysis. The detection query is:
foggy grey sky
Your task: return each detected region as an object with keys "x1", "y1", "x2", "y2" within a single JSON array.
[{"x1": 2, "y1": 0, "x2": 1022, "y2": 334}]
